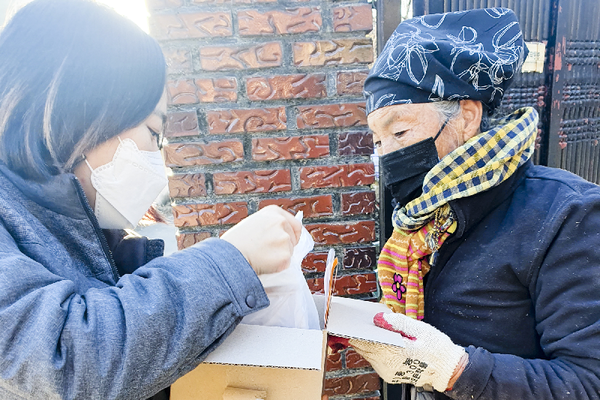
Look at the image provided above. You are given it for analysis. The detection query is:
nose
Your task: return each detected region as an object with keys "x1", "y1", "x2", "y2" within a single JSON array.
[{"x1": 379, "y1": 136, "x2": 401, "y2": 156}]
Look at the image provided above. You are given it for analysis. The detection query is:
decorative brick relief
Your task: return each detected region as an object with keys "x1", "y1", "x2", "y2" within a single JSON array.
[
  {"x1": 247, "y1": 74, "x2": 326, "y2": 100},
  {"x1": 297, "y1": 103, "x2": 367, "y2": 129},
  {"x1": 169, "y1": 174, "x2": 207, "y2": 198},
  {"x1": 207, "y1": 107, "x2": 287, "y2": 133},
  {"x1": 339, "y1": 131, "x2": 374, "y2": 155},
  {"x1": 213, "y1": 169, "x2": 292, "y2": 194},
  {"x1": 300, "y1": 163, "x2": 375, "y2": 188},
  {"x1": 166, "y1": 112, "x2": 199, "y2": 138},
  {"x1": 164, "y1": 141, "x2": 244, "y2": 167},
  {"x1": 200, "y1": 42, "x2": 282, "y2": 71},
  {"x1": 259, "y1": 195, "x2": 333, "y2": 217},
  {"x1": 150, "y1": 12, "x2": 233, "y2": 40},
  {"x1": 252, "y1": 135, "x2": 329, "y2": 161},
  {"x1": 238, "y1": 8, "x2": 322, "y2": 35},
  {"x1": 172, "y1": 202, "x2": 248, "y2": 227},
  {"x1": 293, "y1": 39, "x2": 373, "y2": 66}
]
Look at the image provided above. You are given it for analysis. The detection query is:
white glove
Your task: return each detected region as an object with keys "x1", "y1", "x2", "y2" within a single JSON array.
[{"x1": 348, "y1": 312, "x2": 466, "y2": 392}]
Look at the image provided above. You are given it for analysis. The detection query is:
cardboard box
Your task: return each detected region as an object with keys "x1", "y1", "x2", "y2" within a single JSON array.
[{"x1": 171, "y1": 294, "x2": 406, "y2": 400}]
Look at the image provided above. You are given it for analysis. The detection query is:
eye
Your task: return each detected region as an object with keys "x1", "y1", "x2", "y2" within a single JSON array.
[
  {"x1": 374, "y1": 140, "x2": 381, "y2": 148},
  {"x1": 149, "y1": 127, "x2": 164, "y2": 150},
  {"x1": 394, "y1": 130, "x2": 407, "y2": 138}
]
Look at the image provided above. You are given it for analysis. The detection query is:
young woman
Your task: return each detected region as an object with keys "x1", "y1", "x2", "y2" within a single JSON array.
[{"x1": 0, "y1": 1, "x2": 301, "y2": 399}]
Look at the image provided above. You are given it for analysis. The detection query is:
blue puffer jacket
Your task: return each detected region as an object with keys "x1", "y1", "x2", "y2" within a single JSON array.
[
  {"x1": 0, "y1": 163, "x2": 269, "y2": 400},
  {"x1": 424, "y1": 160, "x2": 600, "y2": 400}
]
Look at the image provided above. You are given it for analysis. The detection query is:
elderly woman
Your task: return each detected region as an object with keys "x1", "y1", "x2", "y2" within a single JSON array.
[
  {"x1": 346, "y1": 8, "x2": 600, "y2": 400},
  {"x1": 0, "y1": 1, "x2": 301, "y2": 399}
]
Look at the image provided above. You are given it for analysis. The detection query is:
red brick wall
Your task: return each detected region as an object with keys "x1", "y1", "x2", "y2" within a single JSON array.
[{"x1": 146, "y1": 0, "x2": 380, "y2": 397}]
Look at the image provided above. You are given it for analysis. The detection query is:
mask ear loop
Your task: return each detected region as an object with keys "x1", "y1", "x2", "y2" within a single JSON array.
[
  {"x1": 433, "y1": 116, "x2": 451, "y2": 142},
  {"x1": 80, "y1": 154, "x2": 94, "y2": 173}
]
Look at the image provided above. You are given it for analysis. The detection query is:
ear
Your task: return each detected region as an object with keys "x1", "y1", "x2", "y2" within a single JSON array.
[{"x1": 459, "y1": 100, "x2": 483, "y2": 142}]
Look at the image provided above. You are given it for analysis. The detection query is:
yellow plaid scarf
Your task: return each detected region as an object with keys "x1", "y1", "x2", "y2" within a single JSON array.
[{"x1": 379, "y1": 107, "x2": 538, "y2": 319}]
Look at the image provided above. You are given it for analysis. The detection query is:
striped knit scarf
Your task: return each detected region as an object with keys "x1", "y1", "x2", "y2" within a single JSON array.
[{"x1": 378, "y1": 107, "x2": 538, "y2": 319}]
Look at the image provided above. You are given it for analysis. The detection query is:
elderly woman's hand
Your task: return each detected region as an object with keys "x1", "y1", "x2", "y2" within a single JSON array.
[
  {"x1": 221, "y1": 205, "x2": 302, "y2": 275},
  {"x1": 349, "y1": 312, "x2": 468, "y2": 392}
]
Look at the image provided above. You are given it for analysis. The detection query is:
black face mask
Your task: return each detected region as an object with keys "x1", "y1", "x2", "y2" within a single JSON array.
[{"x1": 380, "y1": 117, "x2": 450, "y2": 207}]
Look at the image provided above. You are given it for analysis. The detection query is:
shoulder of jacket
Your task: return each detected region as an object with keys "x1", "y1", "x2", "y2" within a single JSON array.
[{"x1": 524, "y1": 165, "x2": 600, "y2": 198}]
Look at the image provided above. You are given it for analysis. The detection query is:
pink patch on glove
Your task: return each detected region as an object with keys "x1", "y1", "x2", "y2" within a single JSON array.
[
  {"x1": 327, "y1": 335, "x2": 350, "y2": 353},
  {"x1": 373, "y1": 312, "x2": 416, "y2": 341}
]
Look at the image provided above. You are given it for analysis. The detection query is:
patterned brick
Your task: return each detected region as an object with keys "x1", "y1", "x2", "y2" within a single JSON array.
[
  {"x1": 146, "y1": 0, "x2": 184, "y2": 11},
  {"x1": 293, "y1": 39, "x2": 373, "y2": 66},
  {"x1": 339, "y1": 131, "x2": 374, "y2": 156},
  {"x1": 345, "y1": 348, "x2": 371, "y2": 369},
  {"x1": 173, "y1": 202, "x2": 248, "y2": 227},
  {"x1": 167, "y1": 78, "x2": 237, "y2": 104},
  {"x1": 247, "y1": 74, "x2": 326, "y2": 101},
  {"x1": 326, "y1": 351, "x2": 343, "y2": 371},
  {"x1": 150, "y1": 12, "x2": 232, "y2": 40},
  {"x1": 334, "y1": 273, "x2": 377, "y2": 295},
  {"x1": 297, "y1": 103, "x2": 367, "y2": 129},
  {"x1": 337, "y1": 70, "x2": 369, "y2": 95},
  {"x1": 163, "y1": 48, "x2": 193, "y2": 74},
  {"x1": 252, "y1": 135, "x2": 329, "y2": 161},
  {"x1": 177, "y1": 232, "x2": 212, "y2": 250},
  {"x1": 200, "y1": 42, "x2": 282, "y2": 71},
  {"x1": 166, "y1": 111, "x2": 199, "y2": 138},
  {"x1": 306, "y1": 221, "x2": 376, "y2": 245},
  {"x1": 323, "y1": 372, "x2": 380, "y2": 396},
  {"x1": 238, "y1": 8, "x2": 322, "y2": 35},
  {"x1": 332, "y1": 4, "x2": 373, "y2": 32},
  {"x1": 168, "y1": 174, "x2": 207, "y2": 198},
  {"x1": 310, "y1": 273, "x2": 378, "y2": 295},
  {"x1": 307, "y1": 277, "x2": 323, "y2": 294},
  {"x1": 207, "y1": 107, "x2": 286, "y2": 134},
  {"x1": 343, "y1": 247, "x2": 377, "y2": 270},
  {"x1": 213, "y1": 170, "x2": 292, "y2": 194},
  {"x1": 341, "y1": 191, "x2": 376, "y2": 215},
  {"x1": 164, "y1": 140, "x2": 244, "y2": 167},
  {"x1": 301, "y1": 251, "x2": 329, "y2": 273},
  {"x1": 259, "y1": 195, "x2": 332, "y2": 218},
  {"x1": 300, "y1": 163, "x2": 375, "y2": 189}
]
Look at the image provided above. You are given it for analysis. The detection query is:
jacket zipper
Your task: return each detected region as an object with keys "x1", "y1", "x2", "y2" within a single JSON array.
[{"x1": 72, "y1": 177, "x2": 121, "y2": 283}]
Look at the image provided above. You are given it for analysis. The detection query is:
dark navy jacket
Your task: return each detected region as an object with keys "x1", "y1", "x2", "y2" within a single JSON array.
[
  {"x1": 0, "y1": 164, "x2": 269, "y2": 400},
  {"x1": 422, "y1": 161, "x2": 600, "y2": 400}
]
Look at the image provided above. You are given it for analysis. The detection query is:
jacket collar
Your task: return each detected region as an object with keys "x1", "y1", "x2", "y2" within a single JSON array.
[
  {"x1": 449, "y1": 159, "x2": 533, "y2": 240},
  {"x1": 0, "y1": 163, "x2": 88, "y2": 219}
]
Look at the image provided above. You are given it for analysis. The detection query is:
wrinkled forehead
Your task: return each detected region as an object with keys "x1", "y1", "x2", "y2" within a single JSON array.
[{"x1": 367, "y1": 103, "x2": 436, "y2": 133}]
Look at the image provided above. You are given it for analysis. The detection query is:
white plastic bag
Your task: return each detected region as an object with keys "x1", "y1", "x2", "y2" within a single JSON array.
[{"x1": 241, "y1": 212, "x2": 321, "y2": 330}]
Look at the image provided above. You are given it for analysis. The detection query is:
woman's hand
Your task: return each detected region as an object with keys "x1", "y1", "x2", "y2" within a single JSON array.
[{"x1": 221, "y1": 205, "x2": 302, "y2": 275}]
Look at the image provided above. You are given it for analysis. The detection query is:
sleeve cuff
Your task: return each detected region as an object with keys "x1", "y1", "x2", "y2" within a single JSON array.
[
  {"x1": 190, "y1": 238, "x2": 269, "y2": 317},
  {"x1": 445, "y1": 346, "x2": 494, "y2": 400}
]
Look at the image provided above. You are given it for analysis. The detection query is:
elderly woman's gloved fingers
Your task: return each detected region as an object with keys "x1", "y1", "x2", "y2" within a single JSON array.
[
  {"x1": 221, "y1": 205, "x2": 302, "y2": 275},
  {"x1": 348, "y1": 313, "x2": 466, "y2": 392}
]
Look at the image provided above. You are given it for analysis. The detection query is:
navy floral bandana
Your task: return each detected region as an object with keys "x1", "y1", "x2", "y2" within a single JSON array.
[{"x1": 365, "y1": 8, "x2": 528, "y2": 115}]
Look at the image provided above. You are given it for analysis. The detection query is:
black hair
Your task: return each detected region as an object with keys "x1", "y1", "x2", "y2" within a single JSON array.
[{"x1": 0, "y1": 0, "x2": 166, "y2": 181}]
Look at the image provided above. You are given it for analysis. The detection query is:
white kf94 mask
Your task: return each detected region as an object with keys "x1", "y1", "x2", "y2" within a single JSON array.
[{"x1": 86, "y1": 137, "x2": 168, "y2": 229}]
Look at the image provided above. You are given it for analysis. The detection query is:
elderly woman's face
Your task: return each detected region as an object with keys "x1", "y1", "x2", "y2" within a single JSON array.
[{"x1": 368, "y1": 103, "x2": 465, "y2": 159}]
